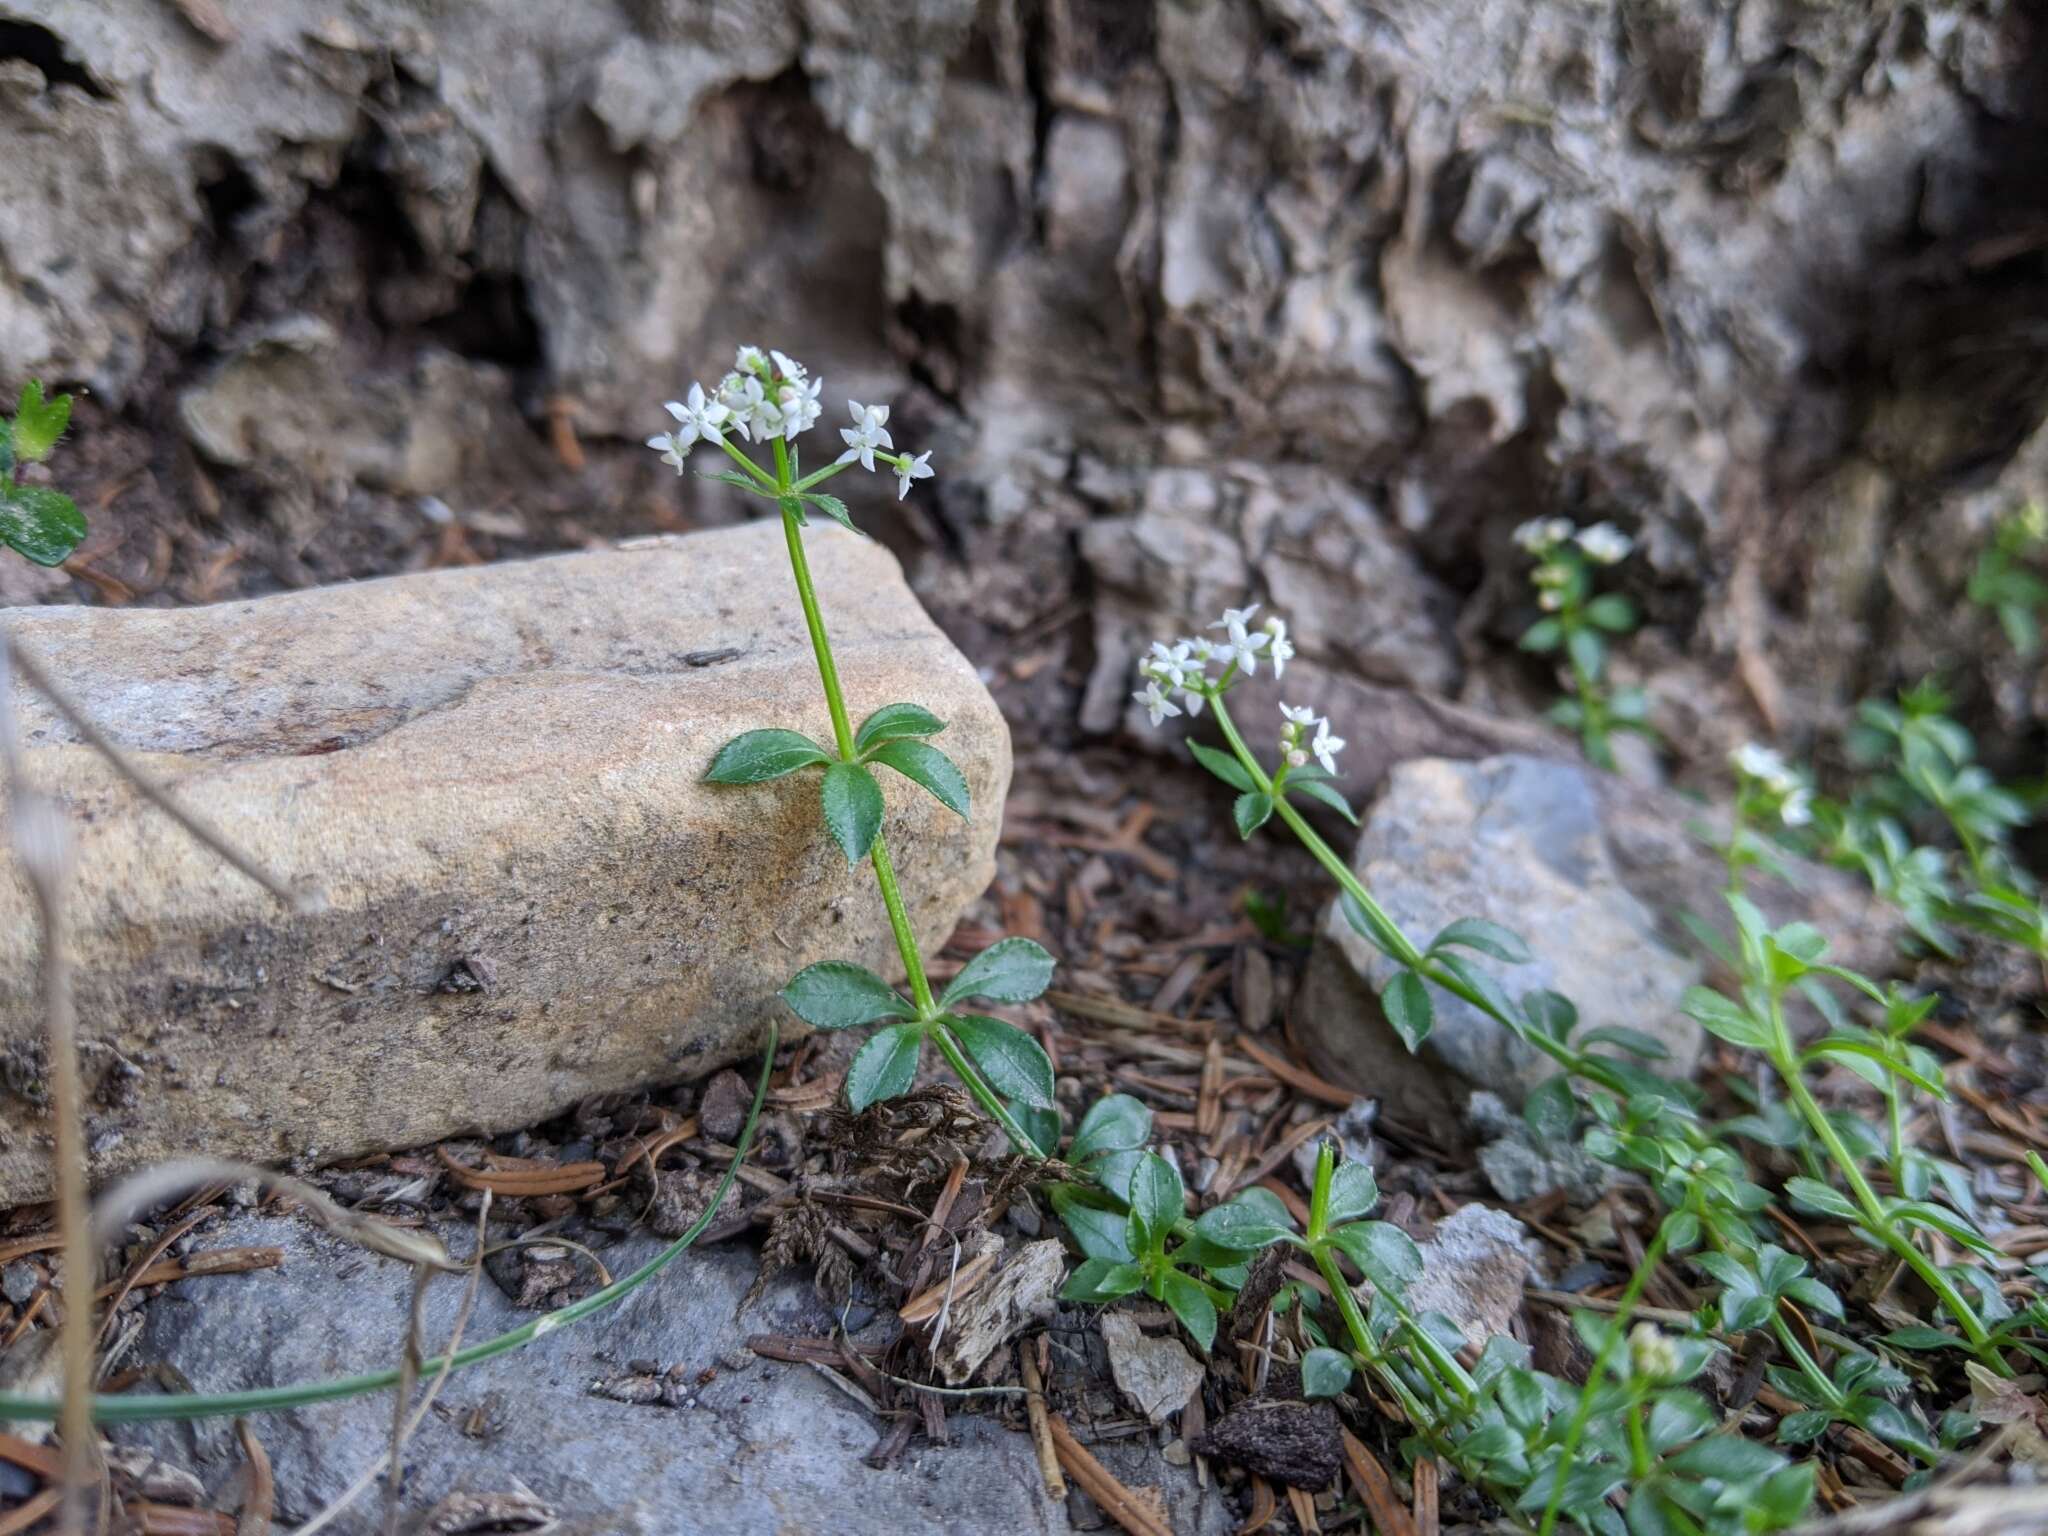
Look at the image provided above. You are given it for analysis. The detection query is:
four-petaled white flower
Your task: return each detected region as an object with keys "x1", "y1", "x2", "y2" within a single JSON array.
[
  {"x1": 1576, "y1": 522, "x2": 1633, "y2": 565},
  {"x1": 777, "y1": 374, "x2": 823, "y2": 440},
  {"x1": 662, "y1": 382, "x2": 729, "y2": 448},
  {"x1": 836, "y1": 401, "x2": 894, "y2": 471},
  {"x1": 718, "y1": 373, "x2": 778, "y2": 442},
  {"x1": 1780, "y1": 786, "x2": 1813, "y2": 827},
  {"x1": 1147, "y1": 641, "x2": 1196, "y2": 691},
  {"x1": 734, "y1": 345, "x2": 767, "y2": 374},
  {"x1": 1731, "y1": 742, "x2": 1792, "y2": 790},
  {"x1": 1280, "y1": 703, "x2": 1318, "y2": 726},
  {"x1": 1263, "y1": 615, "x2": 1295, "y2": 679},
  {"x1": 1134, "y1": 679, "x2": 1181, "y2": 727},
  {"x1": 895, "y1": 449, "x2": 935, "y2": 501},
  {"x1": 770, "y1": 349, "x2": 806, "y2": 382},
  {"x1": 1312, "y1": 717, "x2": 1345, "y2": 774},
  {"x1": 1513, "y1": 517, "x2": 1576, "y2": 554},
  {"x1": 1210, "y1": 605, "x2": 1271, "y2": 674},
  {"x1": 646, "y1": 432, "x2": 688, "y2": 475}
]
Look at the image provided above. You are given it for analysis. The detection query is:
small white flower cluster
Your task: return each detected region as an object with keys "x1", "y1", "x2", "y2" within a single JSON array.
[
  {"x1": 1512, "y1": 517, "x2": 1635, "y2": 567},
  {"x1": 1730, "y1": 742, "x2": 1813, "y2": 826},
  {"x1": 647, "y1": 346, "x2": 936, "y2": 500},
  {"x1": 1628, "y1": 1321, "x2": 1683, "y2": 1382},
  {"x1": 1278, "y1": 702, "x2": 1344, "y2": 774},
  {"x1": 1130, "y1": 604, "x2": 1297, "y2": 726}
]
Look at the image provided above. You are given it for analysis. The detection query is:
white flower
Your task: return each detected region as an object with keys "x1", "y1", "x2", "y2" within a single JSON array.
[
  {"x1": 1513, "y1": 517, "x2": 1577, "y2": 554},
  {"x1": 1731, "y1": 742, "x2": 1790, "y2": 787},
  {"x1": 1538, "y1": 588, "x2": 1564, "y2": 612},
  {"x1": 835, "y1": 400, "x2": 894, "y2": 472},
  {"x1": 646, "y1": 432, "x2": 687, "y2": 474},
  {"x1": 1576, "y1": 522, "x2": 1634, "y2": 565},
  {"x1": 718, "y1": 373, "x2": 779, "y2": 442},
  {"x1": 1628, "y1": 1323, "x2": 1682, "y2": 1382},
  {"x1": 1210, "y1": 605, "x2": 1271, "y2": 674},
  {"x1": 1263, "y1": 616, "x2": 1295, "y2": 678},
  {"x1": 1280, "y1": 703, "x2": 1318, "y2": 726},
  {"x1": 733, "y1": 345, "x2": 767, "y2": 375},
  {"x1": 1288, "y1": 749, "x2": 1308, "y2": 768},
  {"x1": 1134, "y1": 679, "x2": 1181, "y2": 727},
  {"x1": 1147, "y1": 641, "x2": 1196, "y2": 691},
  {"x1": 1312, "y1": 718, "x2": 1345, "y2": 774},
  {"x1": 894, "y1": 449, "x2": 935, "y2": 501},
  {"x1": 777, "y1": 374, "x2": 823, "y2": 440},
  {"x1": 1780, "y1": 786, "x2": 1814, "y2": 827},
  {"x1": 1180, "y1": 687, "x2": 1206, "y2": 718},
  {"x1": 661, "y1": 382, "x2": 729, "y2": 448}
]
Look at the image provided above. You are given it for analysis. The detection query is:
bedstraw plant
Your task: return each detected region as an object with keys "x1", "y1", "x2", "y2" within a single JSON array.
[
  {"x1": 1512, "y1": 518, "x2": 1653, "y2": 770},
  {"x1": 648, "y1": 346, "x2": 1056, "y2": 1152},
  {"x1": 0, "y1": 380, "x2": 87, "y2": 568}
]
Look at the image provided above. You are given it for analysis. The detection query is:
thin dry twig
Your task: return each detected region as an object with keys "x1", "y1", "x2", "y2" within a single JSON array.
[
  {"x1": 234, "y1": 1418, "x2": 273, "y2": 1536},
  {"x1": 1018, "y1": 1340, "x2": 1065, "y2": 1501},
  {"x1": 1046, "y1": 1415, "x2": 1173, "y2": 1536}
]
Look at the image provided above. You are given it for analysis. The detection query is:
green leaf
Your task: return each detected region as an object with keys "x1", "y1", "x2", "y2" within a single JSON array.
[
  {"x1": 1522, "y1": 990, "x2": 1578, "y2": 1041},
  {"x1": 1323, "y1": 1162, "x2": 1380, "y2": 1227},
  {"x1": 1585, "y1": 593, "x2": 1637, "y2": 632},
  {"x1": 803, "y1": 491, "x2": 860, "y2": 533},
  {"x1": 1011, "y1": 1101, "x2": 1062, "y2": 1158},
  {"x1": 1288, "y1": 778, "x2": 1357, "y2": 824},
  {"x1": 1522, "y1": 1076, "x2": 1576, "y2": 1143},
  {"x1": 845, "y1": 1023, "x2": 923, "y2": 1111},
  {"x1": 1062, "y1": 1258, "x2": 1144, "y2": 1303},
  {"x1": 944, "y1": 1014, "x2": 1055, "y2": 1109},
  {"x1": 1783, "y1": 1176, "x2": 1861, "y2": 1223},
  {"x1": 1329, "y1": 1220, "x2": 1422, "y2": 1298},
  {"x1": 821, "y1": 761, "x2": 886, "y2": 865},
  {"x1": 1580, "y1": 1025, "x2": 1668, "y2": 1059},
  {"x1": 1568, "y1": 626, "x2": 1607, "y2": 683},
  {"x1": 1192, "y1": 1195, "x2": 1295, "y2": 1252},
  {"x1": 1519, "y1": 617, "x2": 1563, "y2": 653},
  {"x1": 1378, "y1": 971, "x2": 1433, "y2": 1051},
  {"x1": 1881, "y1": 1326, "x2": 1967, "y2": 1352},
  {"x1": 1777, "y1": 1410, "x2": 1831, "y2": 1446},
  {"x1": 1232, "y1": 791, "x2": 1273, "y2": 839},
  {"x1": 1160, "y1": 1269, "x2": 1218, "y2": 1353},
  {"x1": 0, "y1": 484, "x2": 87, "y2": 568},
  {"x1": 1667, "y1": 1433, "x2": 1785, "y2": 1482},
  {"x1": 704, "y1": 728, "x2": 832, "y2": 784},
  {"x1": 855, "y1": 702, "x2": 947, "y2": 753},
  {"x1": 12, "y1": 380, "x2": 71, "y2": 463},
  {"x1": 941, "y1": 936, "x2": 1056, "y2": 1007},
  {"x1": 1071, "y1": 1093, "x2": 1152, "y2": 1164},
  {"x1": 1429, "y1": 917, "x2": 1533, "y2": 965},
  {"x1": 1339, "y1": 892, "x2": 1407, "y2": 960},
  {"x1": 699, "y1": 468, "x2": 778, "y2": 500},
  {"x1": 1126, "y1": 1153, "x2": 1184, "y2": 1258},
  {"x1": 0, "y1": 417, "x2": 12, "y2": 479},
  {"x1": 1434, "y1": 952, "x2": 1518, "y2": 1028},
  {"x1": 1049, "y1": 1186, "x2": 1135, "y2": 1262},
  {"x1": 780, "y1": 961, "x2": 916, "y2": 1030},
  {"x1": 868, "y1": 738, "x2": 970, "y2": 818},
  {"x1": 1188, "y1": 741, "x2": 1255, "y2": 792},
  {"x1": 1300, "y1": 1347, "x2": 1354, "y2": 1399},
  {"x1": 1680, "y1": 985, "x2": 1772, "y2": 1051},
  {"x1": 1496, "y1": 1368, "x2": 1546, "y2": 1431}
]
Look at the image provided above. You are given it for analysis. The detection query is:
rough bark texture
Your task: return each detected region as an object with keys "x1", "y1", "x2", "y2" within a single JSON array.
[{"x1": 0, "y1": 523, "x2": 1008, "y2": 1206}]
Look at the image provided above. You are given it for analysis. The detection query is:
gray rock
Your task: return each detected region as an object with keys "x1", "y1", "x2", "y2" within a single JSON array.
[
  {"x1": 1098, "y1": 1312, "x2": 1205, "y2": 1425},
  {"x1": 110, "y1": 1211, "x2": 1229, "y2": 1534},
  {"x1": 0, "y1": 522, "x2": 1007, "y2": 1205},
  {"x1": 1294, "y1": 755, "x2": 1703, "y2": 1120},
  {"x1": 1404, "y1": 1204, "x2": 1535, "y2": 1350},
  {"x1": 1467, "y1": 1091, "x2": 1609, "y2": 1205}
]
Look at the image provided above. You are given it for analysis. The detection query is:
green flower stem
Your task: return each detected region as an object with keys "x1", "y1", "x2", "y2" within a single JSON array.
[
  {"x1": 0, "y1": 1025, "x2": 778, "y2": 1426},
  {"x1": 1764, "y1": 989, "x2": 2001, "y2": 1369},
  {"x1": 792, "y1": 459, "x2": 853, "y2": 493},
  {"x1": 1205, "y1": 689, "x2": 1633, "y2": 1103},
  {"x1": 1770, "y1": 1315, "x2": 1844, "y2": 1409},
  {"x1": 769, "y1": 450, "x2": 1044, "y2": 1160},
  {"x1": 718, "y1": 434, "x2": 780, "y2": 489},
  {"x1": 1537, "y1": 1207, "x2": 1679, "y2": 1536}
]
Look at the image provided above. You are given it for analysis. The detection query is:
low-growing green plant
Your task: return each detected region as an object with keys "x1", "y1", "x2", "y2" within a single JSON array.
[
  {"x1": 0, "y1": 379, "x2": 87, "y2": 567},
  {"x1": 1512, "y1": 518, "x2": 1654, "y2": 771},
  {"x1": 650, "y1": 347, "x2": 1054, "y2": 1152},
  {"x1": 1967, "y1": 500, "x2": 2048, "y2": 657}
]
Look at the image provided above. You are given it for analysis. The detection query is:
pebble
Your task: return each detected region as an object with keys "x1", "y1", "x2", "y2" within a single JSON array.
[{"x1": 1, "y1": 1261, "x2": 37, "y2": 1305}]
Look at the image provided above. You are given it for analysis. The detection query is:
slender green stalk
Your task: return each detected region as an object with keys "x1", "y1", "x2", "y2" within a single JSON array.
[
  {"x1": 770, "y1": 455, "x2": 1043, "y2": 1158},
  {"x1": 1537, "y1": 1210, "x2": 1677, "y2": 1536},
  {"x1": 0, "y1": 1025, "x2": 778, "y2": 1426}
]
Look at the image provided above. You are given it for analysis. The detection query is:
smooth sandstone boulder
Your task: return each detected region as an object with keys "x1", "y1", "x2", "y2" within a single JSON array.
[{"x1": 0, "y1": 522, "x2": 1008, "y2": 1205}]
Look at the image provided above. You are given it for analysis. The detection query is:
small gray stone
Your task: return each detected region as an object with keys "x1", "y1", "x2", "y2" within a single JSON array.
[
  {"x1": 1467, "y1": 1091, "x2": 1609, "y2": 1205},
  {"x1": 1, "y1": 1260, "x2": 37, "y2": 1306},
  {"x1": 1404, "y1": 1204, "x2": 1534, "y2": 1350},
  {"x1": 1295, "y1": 755, "x2": 1700, "y2": 1120}
]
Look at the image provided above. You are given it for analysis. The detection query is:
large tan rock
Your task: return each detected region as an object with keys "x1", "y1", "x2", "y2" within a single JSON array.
[{"x1": 0, "y1": 522, "x2": 1009, "y2": 1205}]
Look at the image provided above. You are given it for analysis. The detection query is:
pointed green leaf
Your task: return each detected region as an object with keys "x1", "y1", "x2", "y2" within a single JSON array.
[
  {"x1": 1287, "y1": 778, "x2": 1357, "y2": 824},
  {"x1": 1061, "y1": 1257, "x2": 1146, "y2": 1303},
  {"x1": 1580, "y1": 1025, "x2": 1668, "y2": 1059},
  {"x1": 1329, "y1": 1220, "x2": 1422, "y2": 1298},
  {"x1": 1160, "y1": 1269, "x2": 1217, "y2": 1354},
  {"x1": 0, "y1": 417, "x2": 13, "y2": 479},
  {"x1": 1232, "y1": 791, "x2": 1274, "y2": 839},
  {"x1": 1585, "y1": 594, "x2": 1637, "y2": 633},
  {"x1": 1049, "y1": 1185, "x2": 1134, "y2": 1261},
  {"x1": 941, "y1": 936, "x2": 1056, "y2": 1007},
  {"x1": 704, "y1": 728, "x2": 833, "y2": 784},
  {"x1": 944, "y1": 1013, "x2": 1055, "y2": 1109},
  {"x1": 1188, "y1": 741, "x2": 1255, "y2": 792},
  {"x1": 1340, "y1": 892, "x2": 1408, "y2": 960},
  {"x1": 1323, "y1": 1161, "x2": 1380, "y2": 1227},
  {"x1": 1782, "y1": 1176, "x2": 1860, "y2": 1223},
  {"x1": 780, "y1": 961, "x2": 915, "y2": 1030},
  {"x1": 803, "y1": 492, "x2": 860, "y2": 534},
  {"x1": 1126, "y1": 1153, "x2": 1184, "y2": 1257},
  {"x1": 1071, "y1": 1093, "x2": 1151, "y2": 1164},
  {"x1": 820, "y1": 761, "x2": 885, "y2": 865},
  {"x1": 1680, "y1": 985, "x2": 1772, "y2": 1050},
  {"x1": 1010, "y1": 1101, "x2": 1062, "y2": 1158},
  {"x1": 1379, "y1": 972, "x2": 1432, "y2": 1051},
  {"x1": 845, "y1": 1022, "x2": 923, "y2": 1111},
  {"x1": 868, "y1": 738, "x2": 969, "y2": 818},
  {"x1": 0, "y1": 485, "x2": 86, "y2": 568},
  {"x1": 1191, "y1": 1195, "x2": 1295, "y2": 1252},
  {"x1": 855, "y1": 702, "x2": 948, "y2": 753},
  {"x1": 1429, "y1": 917, "x2": 1533, "y2": 965},
  {"x1": 12, "y1": 380, "x2": 71, "y2": 463}
]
